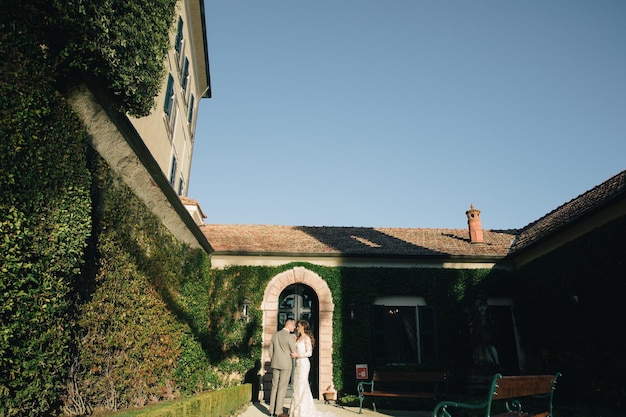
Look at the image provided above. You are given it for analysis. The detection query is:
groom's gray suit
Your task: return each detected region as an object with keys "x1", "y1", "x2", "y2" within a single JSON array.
[{"x1": 269, "y1": 321, "x2": 296, "y2": 416}]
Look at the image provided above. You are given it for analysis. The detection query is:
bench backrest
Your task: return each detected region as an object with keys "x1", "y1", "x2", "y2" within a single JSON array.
[
  {"x1": 486, "y1": 373, "x2": 560, "y2": 416},
  {"x1": 372, "y1": 371, "x2": 448, "y2": 383},
  {"x1": 433, "y1": 373, "x2": 560, "y2": 417},
  {"x1": 492, "y1": 375, "x2": 555, "y2": 400},
  {"x1": 370, "y1": 371, "x2": 449, "y2": 400}
]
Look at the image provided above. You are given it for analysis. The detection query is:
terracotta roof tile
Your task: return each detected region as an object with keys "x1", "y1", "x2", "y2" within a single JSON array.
[
  {"x1": 198, "y1": 172, "x2": 625, "y2": 259},
  {"x1": 180, "y1": 196, "x2": 207, "y2": 218},
  {"x1": 512, "y1": 170, "x2": 626, "y2": 252},
  {"x1": 179, "y1": 196, "x2": 196, "y2": 204},
  {"x1": 200, "y1": 224, "x2": 517, "y2": 257}
]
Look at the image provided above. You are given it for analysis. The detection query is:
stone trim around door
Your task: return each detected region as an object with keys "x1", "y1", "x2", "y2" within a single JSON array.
[{"x1": 261, "y1": 266, "x2": 335, "y2": 401}]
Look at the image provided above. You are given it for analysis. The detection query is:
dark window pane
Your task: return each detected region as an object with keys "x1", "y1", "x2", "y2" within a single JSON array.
[
  {"x1": 487, "y1": 305, "x2": 519, "y2": 374},
  {"x1": 372, "y1": 305, "x2": 386, "y2": 359},
  {"x1": 419, "y1": 305, "x2": 438, "y2": 365},
  {"x1": 175, "y1": 17, "x2": 184, "y2": 54},
  {"x1": 372, "y1": 305, "x2": 418, "y2": 364}
]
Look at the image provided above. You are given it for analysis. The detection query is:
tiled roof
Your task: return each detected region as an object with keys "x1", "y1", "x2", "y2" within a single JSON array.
[
  {"x1": 200, "y1": 224, "x2": 517, "y2": 257},
  {"x1": 180, "y1": 196, "x2": 207, "y2": 218},
  {"x1": 180, "y1": 196, "x2": 199, "y2": 205},
  {"x1": 199, "y1": 171, "x2": 625, "y2": 259},
  {"x1": 512, "y1": 170, "x2": 626, "y2": 252}
]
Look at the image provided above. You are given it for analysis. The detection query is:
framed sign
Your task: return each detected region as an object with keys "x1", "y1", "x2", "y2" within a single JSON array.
[{"x1": 356, "y1": 364, "x2": 368, "y2": 380}]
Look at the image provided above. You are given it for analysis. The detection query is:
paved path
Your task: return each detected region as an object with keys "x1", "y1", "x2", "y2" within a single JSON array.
[{"x1": 236, "y1": 400, "x2": 431, "y2": 417}]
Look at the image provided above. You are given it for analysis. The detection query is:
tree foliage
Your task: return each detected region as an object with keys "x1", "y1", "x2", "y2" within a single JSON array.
[{"x1": 2, "y1": 0, "x2": 177, "y2": 117}]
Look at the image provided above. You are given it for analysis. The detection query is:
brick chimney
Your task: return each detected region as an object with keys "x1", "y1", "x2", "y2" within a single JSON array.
[{"x1": 466, "y1": 204, "x2": 484, "y2": 243}]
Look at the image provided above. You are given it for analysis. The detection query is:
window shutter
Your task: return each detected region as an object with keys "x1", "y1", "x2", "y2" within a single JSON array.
[
  {"x1": 188, "y1": 94, "x2": 195, "y2": 124},
  {"x1": 175, "y1": 17, "x2": 184, "y2": 55},
  {"x1": 418, "y1": 305, "x2": 438, "y2": 365},
  {"x1": 169, "y1": 155, "x2": 177, "y2": 186},
  {"x1": 164, "y1": 74, "x2": 174, "y2": 115},
  {"x1": 181, "y1": 58, "x2": 189, "y2": 92},
  {"x1": 371, "y1": 305, "x2": 386, "y2": 363}
]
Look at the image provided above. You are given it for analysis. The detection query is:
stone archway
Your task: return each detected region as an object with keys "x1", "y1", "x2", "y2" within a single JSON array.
[{"x1": 261, "y1": 267, "x2": 335, "y2": 401}]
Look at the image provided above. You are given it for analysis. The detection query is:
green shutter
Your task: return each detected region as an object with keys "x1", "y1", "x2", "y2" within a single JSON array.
[
  {"x1": 175, "y1": 17, "x2": 184, "y2": 54},
  {"x1": 164, "y1": 74, "x2": 174, "y2": 115}
]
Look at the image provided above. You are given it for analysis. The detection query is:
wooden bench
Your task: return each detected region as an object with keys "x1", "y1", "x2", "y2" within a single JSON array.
[
  {"x1": 357, "y1": 370, "x2": 448, "y2": 414},
  {"x1": 432, "y1": 372, "x2": 561, "y2": 417}
]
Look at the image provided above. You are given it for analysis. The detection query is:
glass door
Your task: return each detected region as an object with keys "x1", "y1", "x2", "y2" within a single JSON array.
[{"x1": 278, "y1": 284, "x2": 319, "y2": 396}]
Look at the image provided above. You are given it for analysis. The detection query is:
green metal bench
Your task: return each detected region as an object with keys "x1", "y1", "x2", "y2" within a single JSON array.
[
  {"x1": 357, "y1": 370, "x2": 448, "y2": 414},
  {"x1": 433, "y1": 372, "x2": 561, "y2": 417}
]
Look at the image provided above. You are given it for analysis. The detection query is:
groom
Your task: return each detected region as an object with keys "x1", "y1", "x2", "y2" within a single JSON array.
[{"x1": 268, "y1": 318, "x2": 296, "y2": 417}]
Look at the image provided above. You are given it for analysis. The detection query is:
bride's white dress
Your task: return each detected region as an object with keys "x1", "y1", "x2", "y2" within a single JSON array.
[{"x1": 290, "y1": 336, "x2": 336, "y2": 417}]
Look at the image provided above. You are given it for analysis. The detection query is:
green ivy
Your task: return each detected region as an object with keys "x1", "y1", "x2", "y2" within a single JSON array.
[
  {"x1": 0, "y1": 20, "x2": 92, "y2": 415},
  {"x1": 3, "y1": 0, "x2": 177, "y2": 118},
  {"x1": 174, "y1": 263, "x2": 512, "y2": 395},
  {"x1": 67, "y1": 160, "x2": 215, "y2": 413}
]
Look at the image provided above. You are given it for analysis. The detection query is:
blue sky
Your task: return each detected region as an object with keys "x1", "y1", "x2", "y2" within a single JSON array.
[{"x1": 188, "y1": 1, "x2": 625, "y2": 230}]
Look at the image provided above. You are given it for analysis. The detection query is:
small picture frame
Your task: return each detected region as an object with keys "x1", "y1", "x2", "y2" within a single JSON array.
[{"x1": 356, "y1": 364, "x2": 368, "y2": 380}]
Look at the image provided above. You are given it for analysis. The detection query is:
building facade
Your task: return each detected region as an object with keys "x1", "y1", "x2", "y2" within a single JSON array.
[
  {"x1": 198, "y1": 171, "x2": 626, "y2": 401},
  {"x1": 129, "y1": 0, "x2": 211, "y2": 197}
]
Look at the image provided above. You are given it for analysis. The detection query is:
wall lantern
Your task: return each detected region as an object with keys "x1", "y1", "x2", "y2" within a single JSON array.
[
  {"x1": 240, "y1": 297, "x2": 251, "y2": 322},
  {"x1": 565, "y1": 275, "x2": 580, "y2": 305},
  {"x1": 348, "y1": 298, "x2": 357, "y2": 321}
]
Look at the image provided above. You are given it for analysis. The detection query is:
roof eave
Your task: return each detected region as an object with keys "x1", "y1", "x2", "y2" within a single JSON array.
[
  {"x1": 209, "y1": 250, "x2": 509, "y2": 262},
  {"x1": 197, "y1": 0, "x2": 211, "y2": 98},
  {"x1": 511, "y1": 189, "x2": 626, "y2": 256}
]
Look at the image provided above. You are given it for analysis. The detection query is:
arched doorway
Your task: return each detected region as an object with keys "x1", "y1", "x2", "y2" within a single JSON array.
[
  {"x1": 278, "y1": 284, "x2": 320, "y2": 397},
  {"x1": 261, "y1": 267, "x2": 335, "y2": 402}
]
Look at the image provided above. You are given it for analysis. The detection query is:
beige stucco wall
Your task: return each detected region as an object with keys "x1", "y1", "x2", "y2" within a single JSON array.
[
  {"x1": 128, "y1": 0, "x2": 209, "y2": 196},
  {"x1": 66, "y1": 83, "x2": 211, "y2": 252}
]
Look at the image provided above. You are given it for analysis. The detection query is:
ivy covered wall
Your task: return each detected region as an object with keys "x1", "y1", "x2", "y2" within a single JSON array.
[
  {"x1": 512, "y1": 216, "x2": 626, "y2": 414},
  {"x1": 335, "y1": 266, "x2": 511, "y2": 390},
  {"x1": 0, "y1": 1, "x2": 247, "y2": 414},
  {"x1": 204, "y1": 264, "x2": 517, "y2": 395},
  {"x1": 0, "y1": 19, "x2": 93, "y2": 415}
]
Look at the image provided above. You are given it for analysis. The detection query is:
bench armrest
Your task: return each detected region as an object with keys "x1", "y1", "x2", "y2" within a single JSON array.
[
  {"x1": 432, "y1": 400, "x2": 488, "y2": 417},
  {"x1": 357, "y1": 380, "x2": 373, "y2": 395}
]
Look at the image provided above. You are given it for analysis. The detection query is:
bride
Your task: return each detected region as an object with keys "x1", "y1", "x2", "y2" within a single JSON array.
[{"x1": 289, "y1": 320, "x2": 336, "y2": 417}]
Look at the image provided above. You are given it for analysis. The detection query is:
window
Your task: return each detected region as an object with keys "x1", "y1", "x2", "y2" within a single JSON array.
[
  {"x1": 371, "y1": 297, "x2": 437, "y2": 365},
  {"x1": 188, "y1": 94, "x2": 195, "y2": 124},
  {"x1": 177, "y1": 176, "x2": 184, "y2": 195},
  {"x1": 169, "y1": 154, "x2": 177, "y2": 187},
  {"x1": 164, "y1": 74, "x2": 177, "y2": 138},
  {"x1": 175, "y1": 17, "x2": 184, "y2": 64},
  {"x1": 180, "y1": 57, "x2": 190, "y2": 99},
  {"x1": 164, "y1": 74, "x2": 174, "y2": 115},
  {"x1": 486, "y1": 298, "x2": 520, "y2": 374}
]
